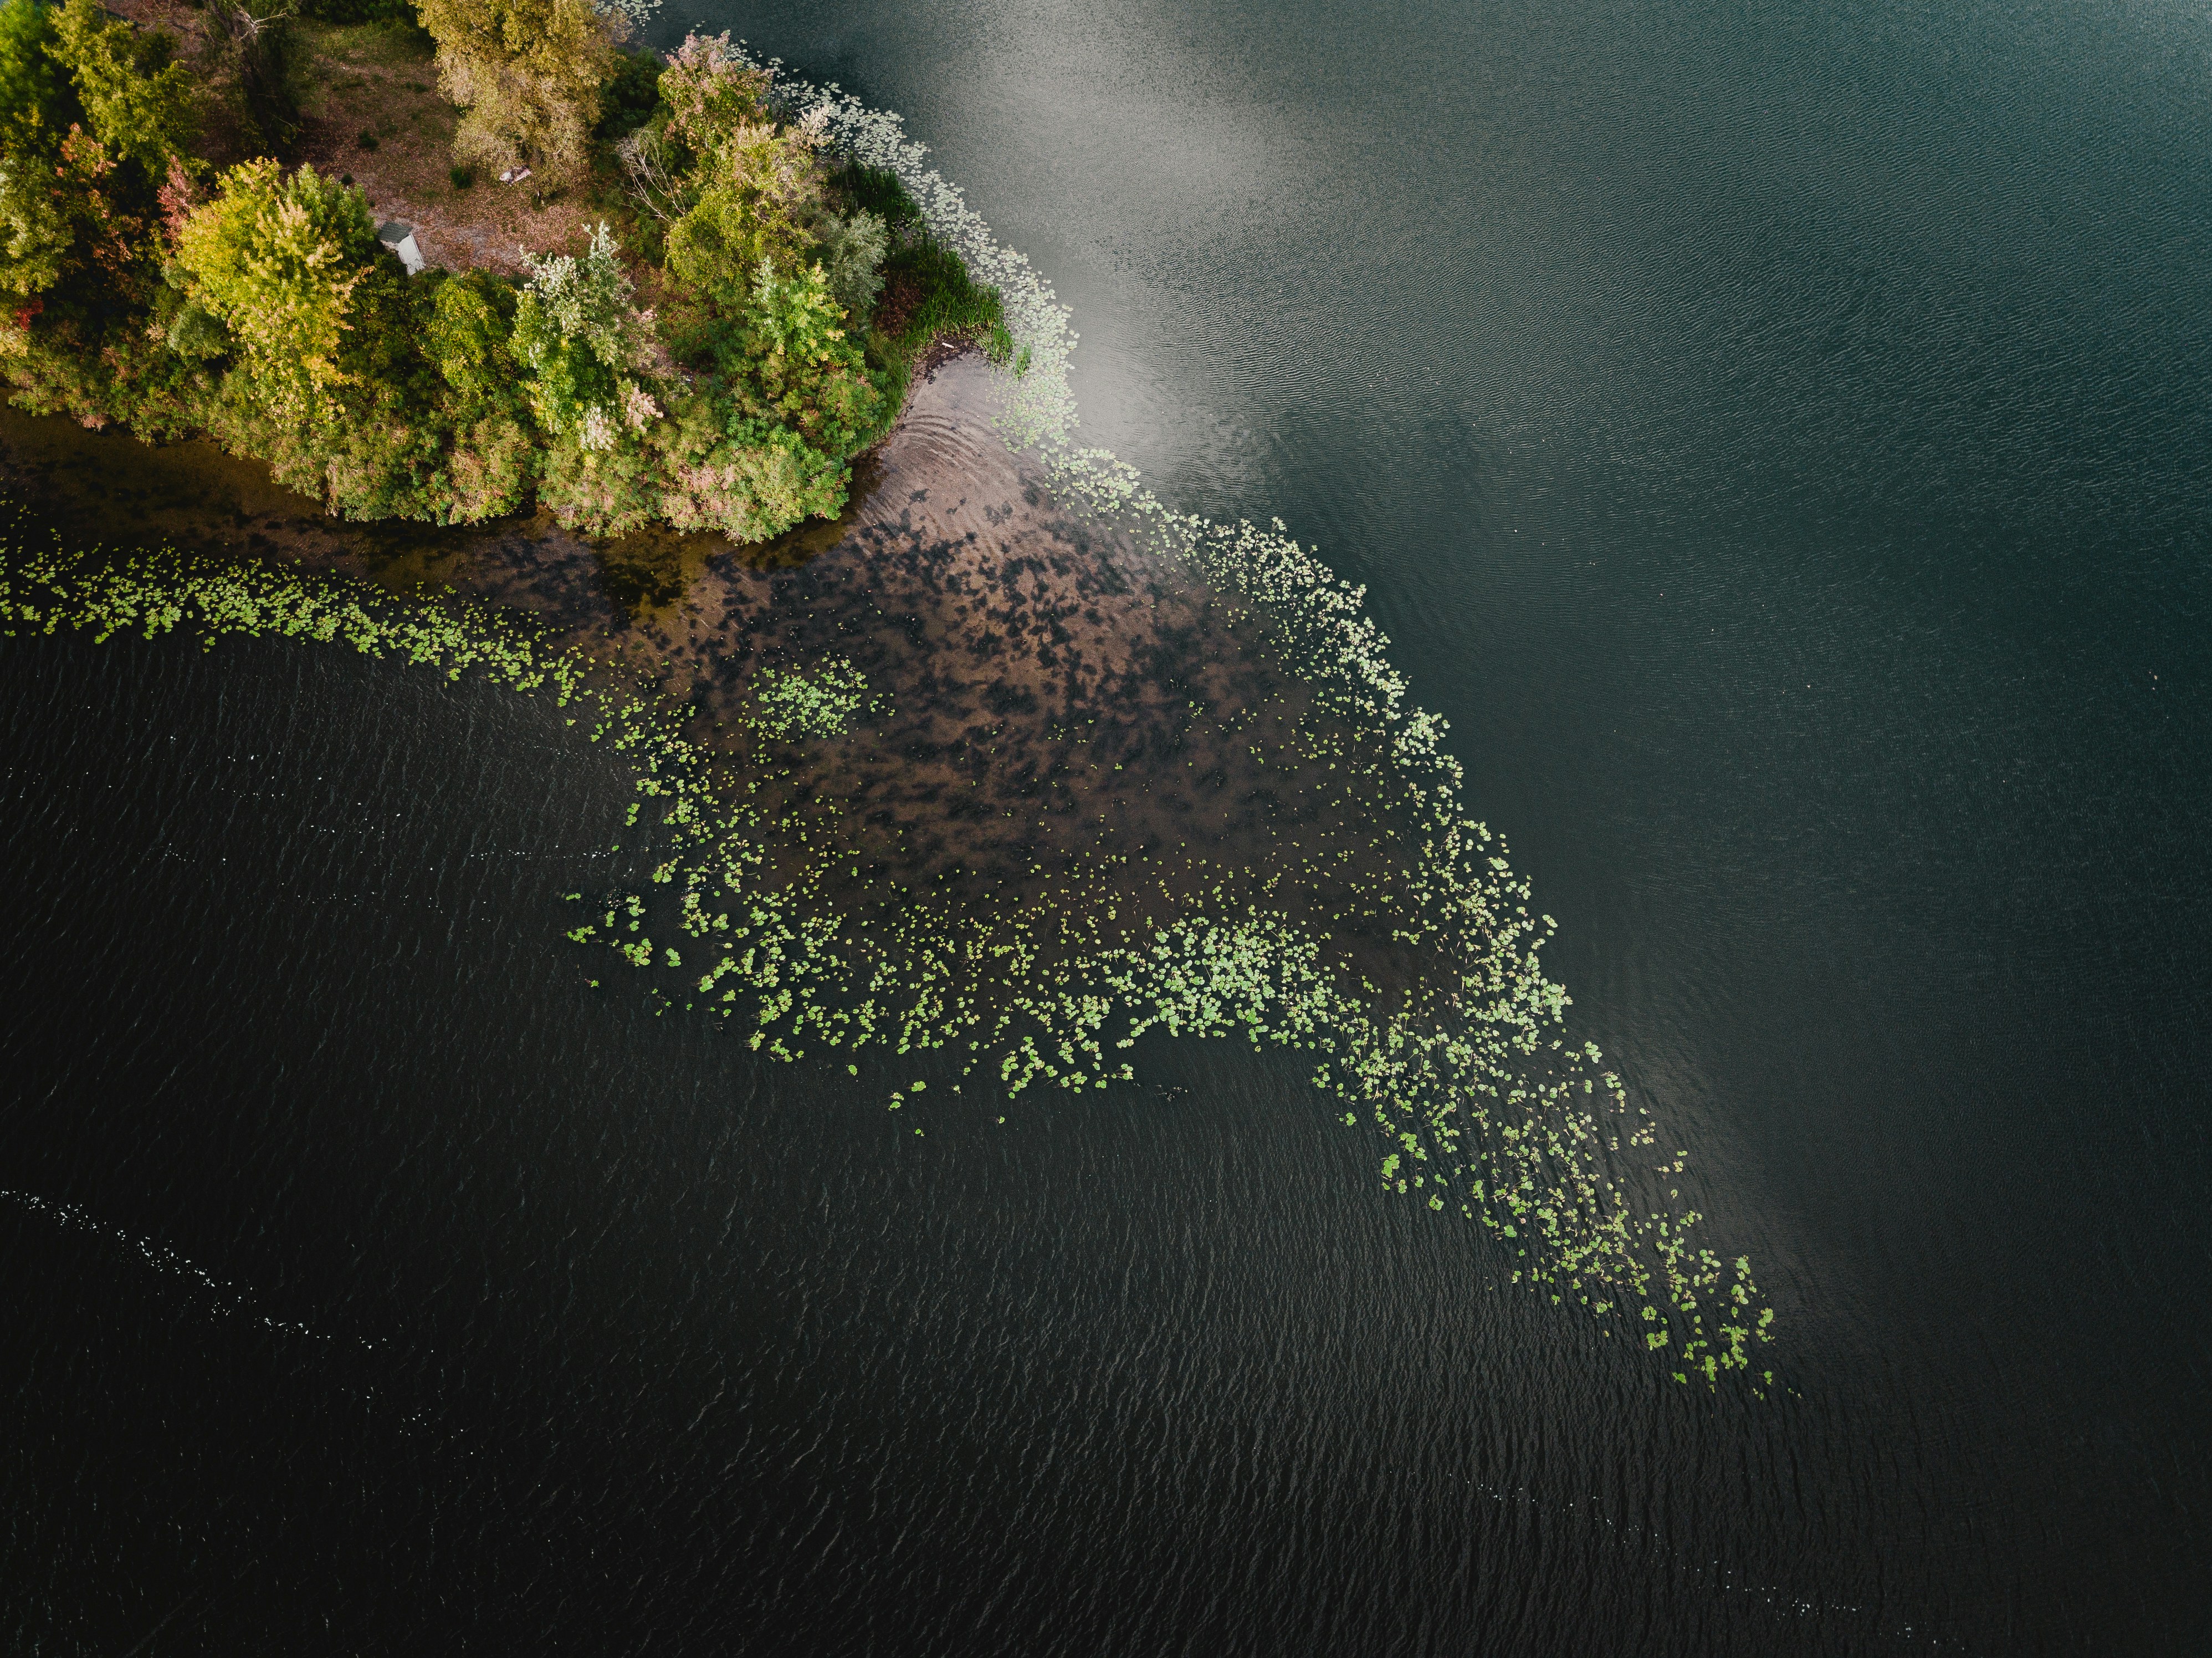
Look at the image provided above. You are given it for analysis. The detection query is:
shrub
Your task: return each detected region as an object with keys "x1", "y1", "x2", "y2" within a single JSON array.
[{"x1": 876, "y1": 233, "x2": 1007, "y2": 354}]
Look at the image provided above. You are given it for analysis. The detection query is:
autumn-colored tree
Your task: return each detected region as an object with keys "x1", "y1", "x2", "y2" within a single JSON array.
[
  {"x1": 0, "y1": 0, "x2": 193, "y2": 300},
  {"x1": 416, "y1": 0, "x2": 617, "y2": 187},
  {"x1": 172, "y1": 160, "x2": 378, "y2": 421}
]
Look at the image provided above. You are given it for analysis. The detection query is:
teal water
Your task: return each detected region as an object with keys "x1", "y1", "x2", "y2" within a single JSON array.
[{"x1": 4, "y1": 0, "x2": 2209, "y2": 1649}]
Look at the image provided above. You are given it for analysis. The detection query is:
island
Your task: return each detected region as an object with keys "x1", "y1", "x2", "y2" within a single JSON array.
[{"x1": 0, "y1": 0, "x2": 1002, "y2": 537}]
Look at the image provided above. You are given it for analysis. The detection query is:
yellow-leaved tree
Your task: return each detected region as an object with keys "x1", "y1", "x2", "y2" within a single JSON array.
[
  {"x1": 415, "y1": 0, "x2": 617, "y2": 188},
  {"x1": 172, "y1": 159, "x2": 376, "y2": 423}
]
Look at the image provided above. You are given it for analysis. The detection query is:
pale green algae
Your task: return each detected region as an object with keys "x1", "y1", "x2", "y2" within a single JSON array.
[{"x1": 2, "y1": 531, "x2": 1774, "y2": 1389}]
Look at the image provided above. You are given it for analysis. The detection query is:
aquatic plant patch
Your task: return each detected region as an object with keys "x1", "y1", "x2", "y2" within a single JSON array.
[
  {"x1": 2, "y1": 532, "x2": 1773, "y2": 1389},
  {"x1": 746, "y1": 657, "x2": 874, "y2": 741}
]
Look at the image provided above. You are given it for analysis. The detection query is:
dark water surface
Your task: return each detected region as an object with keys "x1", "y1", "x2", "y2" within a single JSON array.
[{"x1": 6, "y1": 0, "x2": 2210, "y2": 1651}]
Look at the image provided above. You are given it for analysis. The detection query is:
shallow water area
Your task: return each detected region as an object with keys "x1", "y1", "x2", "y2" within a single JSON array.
[{"x1": 3, "y1": 354, "x2": 1429, "y2": 979}]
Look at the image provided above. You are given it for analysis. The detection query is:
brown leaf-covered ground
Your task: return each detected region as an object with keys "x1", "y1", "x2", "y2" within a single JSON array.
[{"x1": 106, "y1": 4, "x2": 617, "y2": 274}]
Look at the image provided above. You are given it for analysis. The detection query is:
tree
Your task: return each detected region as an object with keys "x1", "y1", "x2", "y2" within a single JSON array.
[
  {"x1": 646, "y1": 37, "x2": 887, "y2": 327},
  {"x1": 664, "y1": 156, "x2": 816, "y2": 310},
  {"x1": 715, "y1": 257, "x2": 884, "y2": 458},
  {"x1": 656, "y1": 258, "x2": 887, "y2": 541},
  {"x1": 653, "y1": 29, "x2": 767, "y2": 159},
  {"x1": 0, "y1": 0, "x2": 73, "y2": 153},
  {"x1": 416, "y1": 0, "x2": 617, "y2": 187},
  {"x1": 509, "y1": 220, "x2": 657, "y2": 442},
  {"x1": 0, "y1": 0, "x2": 194, "y2": 299},
  {"x1": 173, "y1": 159, "x2": 377, "y2": 421},
  {"x1": 803, "y1": 205, "x2": 888, "y2": 323},
  {"x1": 426, "y1": 268, "x2": 521, "y2": 406},
  {"x1": 50, "y1": 0, "x2": 195, "y2": 175}
]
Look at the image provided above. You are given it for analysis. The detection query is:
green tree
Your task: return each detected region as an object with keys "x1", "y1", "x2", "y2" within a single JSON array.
[
  {"x1": 715, "y1": 258, "x2": 884, "y2": 457},
  {"x1": 416, "y1": 0, "x2": 616, "y2": 186},
  {"x1": 427, "y1": 268, "x2": 522, "y2": 403},
  {"x1": 655, "y1": 259, "x2": 886, "y2": 541},
  {"x1": 173, "y1": 158, "x2": 378, "y2": 421},
  {"x1": 662, "y1": 113, "x2": 827, "y2": 308},
  {"x1": 0, "y1": 0, "x2": 73, "y2": 152},
  {"x1": 50, "y1": 0, "x2": 194, "y2": 175},
  {"x1": 803, "y1": 205, "x2": 888, "y2": 324},
  {"x1": 510, "y1": 222, "x2": 659, "y2": 444}
]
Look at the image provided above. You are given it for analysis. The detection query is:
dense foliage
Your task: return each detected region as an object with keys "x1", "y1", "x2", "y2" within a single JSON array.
[
  {"x1": 416, "y1": 0, "x2": 613, "y2": 187},
  {"x1": 172, "y1": 158, "x2": 376, "y2": 419},
  {"x1": 0, "y1": 7, "x2": 1003, "y2": 542}
]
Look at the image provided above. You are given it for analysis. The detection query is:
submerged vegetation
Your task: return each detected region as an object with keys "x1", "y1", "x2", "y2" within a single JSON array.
[
  {"x1": 1, "y1": 527, "x2": 1775, "y2": 1390},
  {"x1": 747, "y1": 657, "x2": 872, "y2": 741},
  {"x1": 0, "y1": 0, "x2": 1005, "y2": 537}
]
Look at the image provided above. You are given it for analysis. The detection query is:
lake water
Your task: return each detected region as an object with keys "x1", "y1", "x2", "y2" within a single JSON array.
[{"x1": 4, "y1": 0, "x2": 2209, "y2": 1650}]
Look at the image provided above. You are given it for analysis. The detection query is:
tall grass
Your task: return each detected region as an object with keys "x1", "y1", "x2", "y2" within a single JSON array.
[{"x1": 832, "y1": 162, "x2": 1015, "y2": 413}]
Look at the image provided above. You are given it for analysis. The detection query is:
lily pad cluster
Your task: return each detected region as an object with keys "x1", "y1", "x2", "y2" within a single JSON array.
[
  {"x1": 755, "y1": 58, "x2": 1776, "y2": 1383},
  {"x1": 746, "y1": 657, "x2": 874, "y2": 741},
  {"x1": 3, "y1": 528, "x2": 1774, "y2": 1389}
]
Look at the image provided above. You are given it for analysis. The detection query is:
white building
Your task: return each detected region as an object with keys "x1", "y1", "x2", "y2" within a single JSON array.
[{"x1": 376, "y1": 220, "x2": 426, "y2": 276}]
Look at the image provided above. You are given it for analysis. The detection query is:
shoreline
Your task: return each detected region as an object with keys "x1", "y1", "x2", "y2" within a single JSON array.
[{"x1": 0, "y1": 349, "x2": 1407, "y2": 965}]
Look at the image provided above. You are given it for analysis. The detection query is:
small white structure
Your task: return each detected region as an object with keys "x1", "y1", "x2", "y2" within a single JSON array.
[{"x1": 376, "y1": 220, "x2": 426, "y2": 276}]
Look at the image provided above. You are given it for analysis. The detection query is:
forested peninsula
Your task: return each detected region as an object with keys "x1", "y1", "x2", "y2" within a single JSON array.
[
  {"x1": 0, "y1": 0, "x2": 1777, "y2": 1388},
  {"x1": 0, "y1": 0, "x2": 1009, "y2": 538}
]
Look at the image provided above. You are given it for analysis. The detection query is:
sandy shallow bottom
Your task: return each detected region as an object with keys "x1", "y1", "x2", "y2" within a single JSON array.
[{"x1": 2, "y1": 354, "x2": 1427, "y2": 978}]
